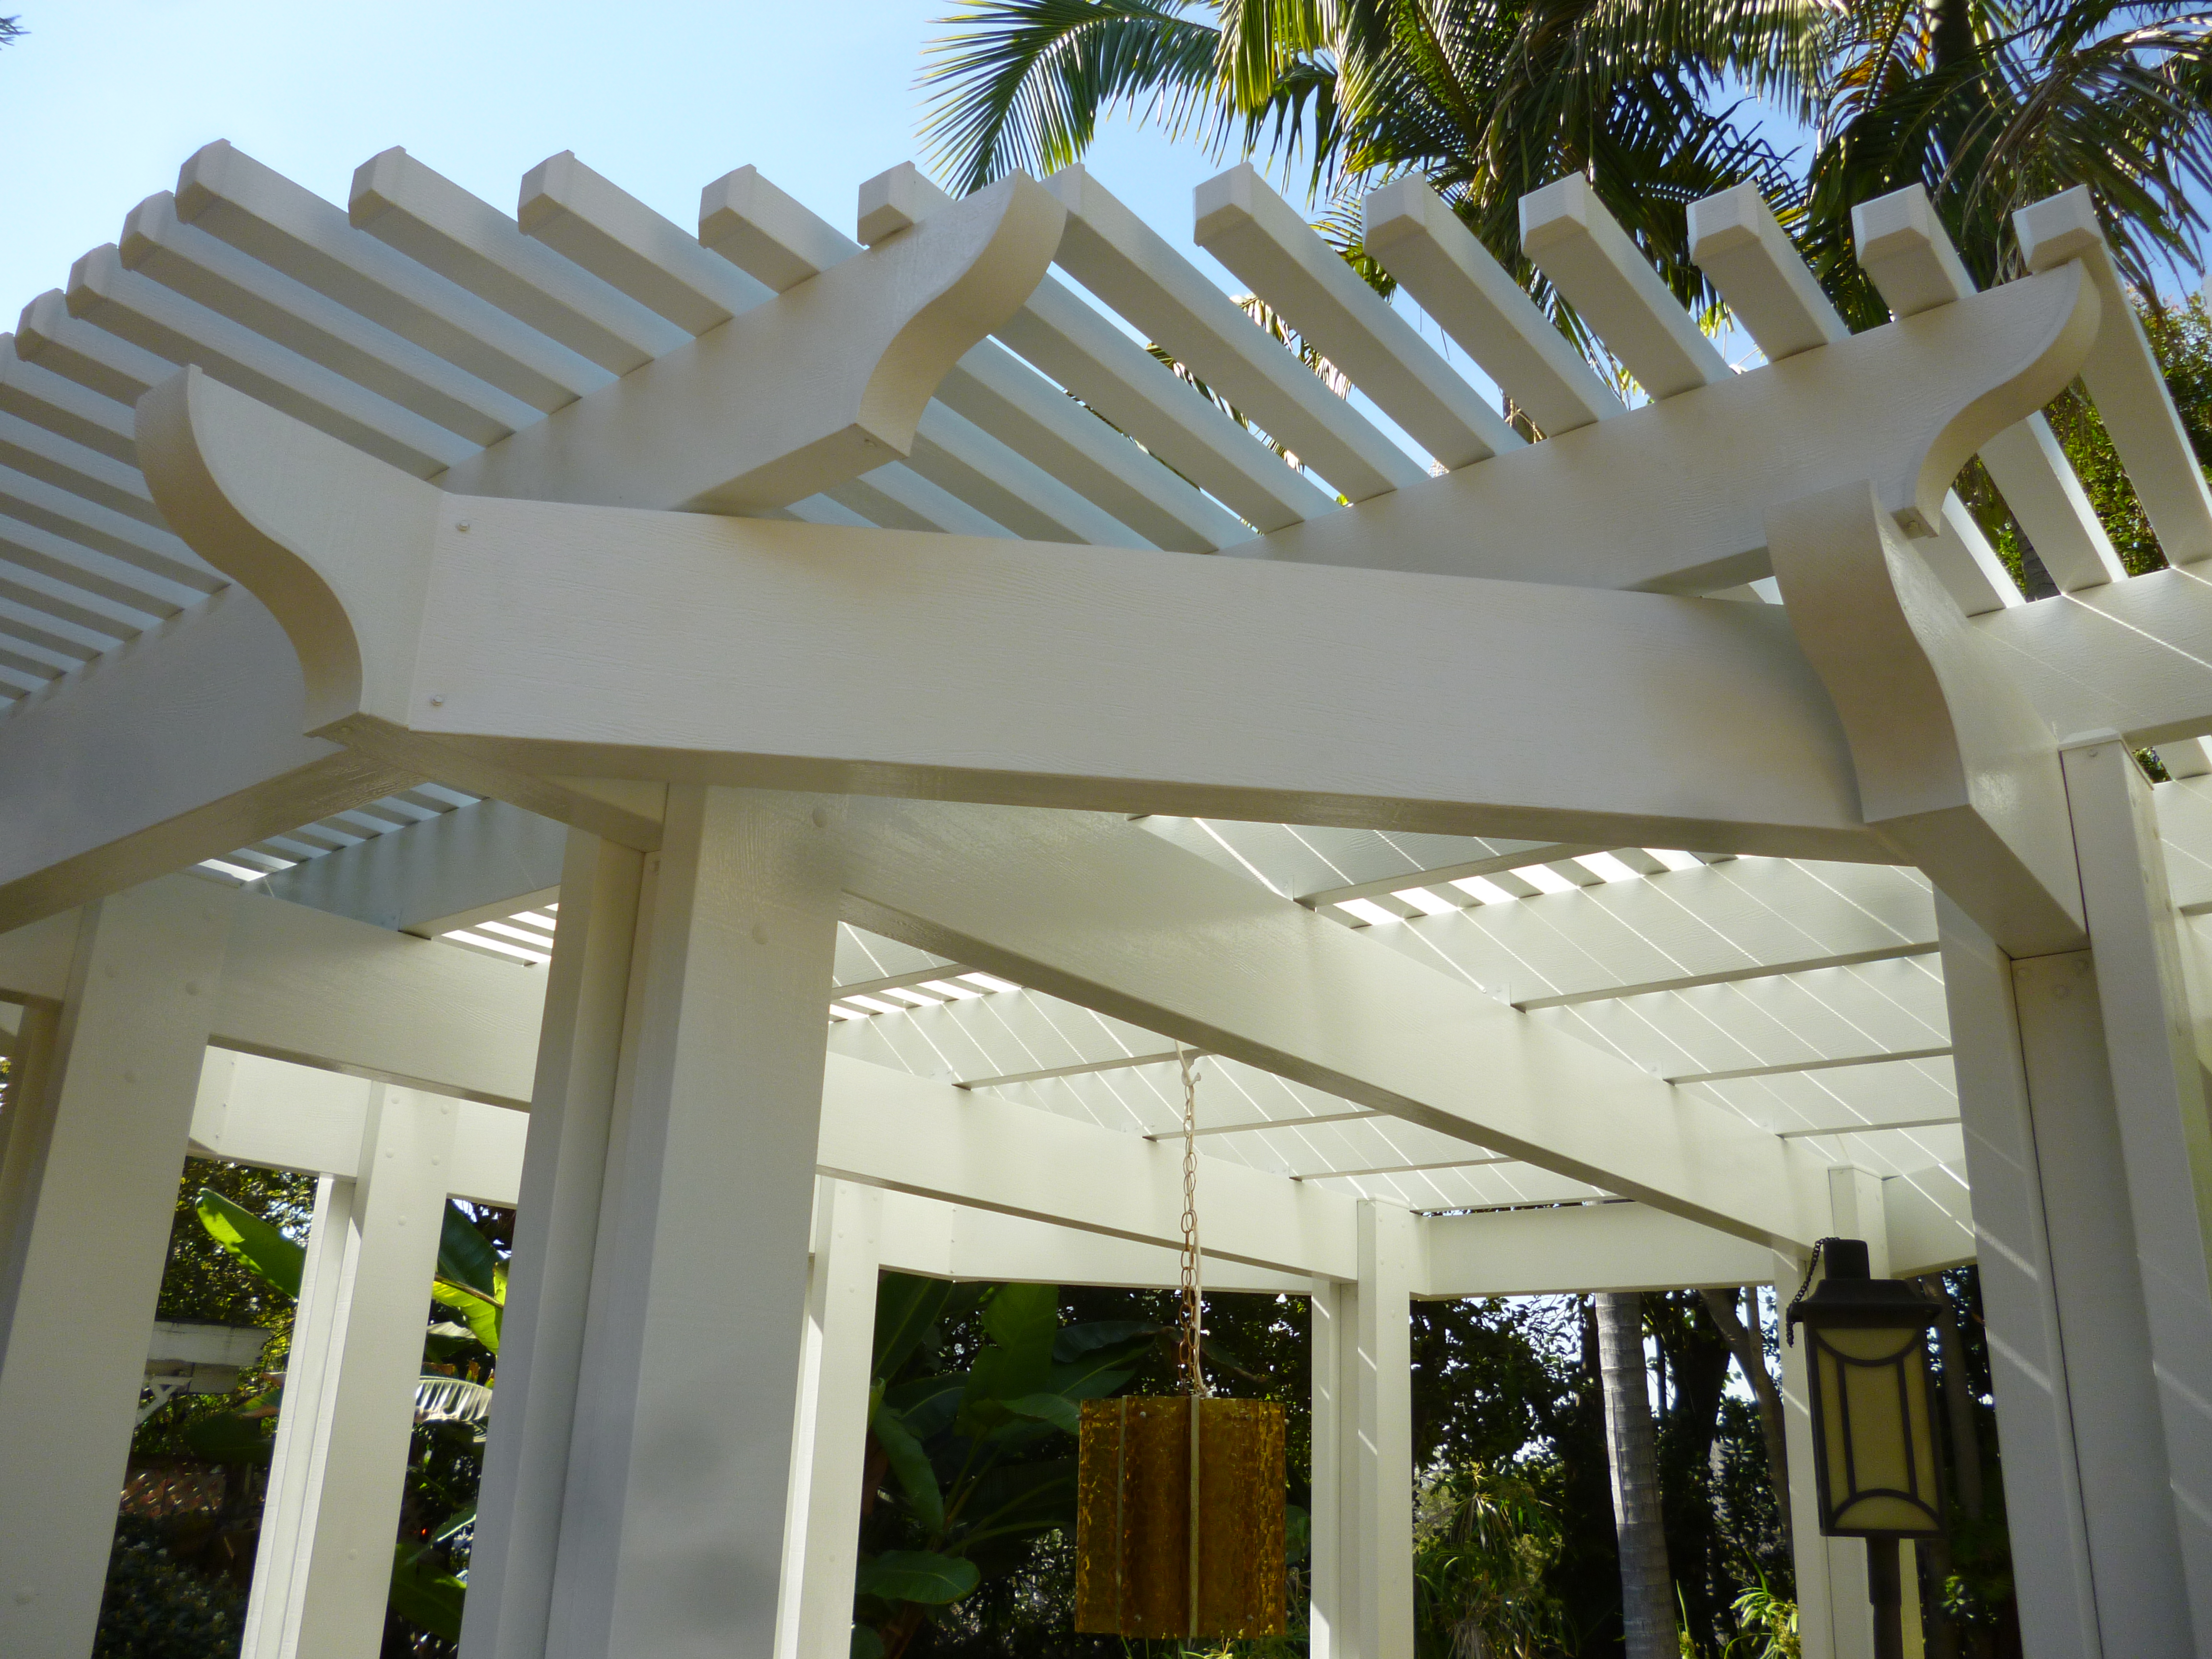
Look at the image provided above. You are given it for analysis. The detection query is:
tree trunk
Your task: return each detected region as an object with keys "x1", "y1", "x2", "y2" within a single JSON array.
[
  {"x1": 1699, "y1": 1287, "x2": 1793, "y2": 1551},
  {"x1": 1596, "y1": 1291, "x2": 1675, "y2": 1659}
]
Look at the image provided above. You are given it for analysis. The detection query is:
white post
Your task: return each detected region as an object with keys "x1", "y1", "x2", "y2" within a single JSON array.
[
  {"x1": 546, "y1": 786, "x2": 842, "y2": 1658},
  {"x1": 1309, "y1": 1273, "x2": 1353, "y2": 1659},
  {"x1": 1325, "y1": 1199, "x2": 1414, "y2": 1659},
  {"x1": 240, "y1": 1173, "x2": 357, "y2": 1655},
  {"x1": 0, "y1": 880, "x2": 235, "y2": 1657},
  {"x1": 463, "y1": 830, "x2": 646, "y2": 1659},
  {"x1": 1940, "y1": 888, "x2": 2189, "y2": 1657},
  {"x1": 274, "y1": 1085, "x2": 459, "y2": 1659},
  {"x1": 781, "y1": 1177, "x2": 884, "y2": 1659},
  {"x1": 2063, "y1": 737, "x2": 2212, "y2": 1637}
]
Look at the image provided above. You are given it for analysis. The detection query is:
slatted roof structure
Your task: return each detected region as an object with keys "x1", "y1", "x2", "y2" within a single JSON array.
[{"x1": 7, "y1": 130, "x2": 2212, "y2": 1658}]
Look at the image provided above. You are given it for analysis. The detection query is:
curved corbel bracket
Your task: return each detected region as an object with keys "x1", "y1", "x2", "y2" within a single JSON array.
[
  {"x1": 1896, "y1": 260, "x2": 2100, "y2": 536},
  {"x1": 441, "y1": 172, "x2": 1068, "y2": 514},
  {"x1": 139, "y1": 365, "x2": 438, "y2": 733},
  {"x1": 1770, "y1": 481, "x2": 2085, "y2": 954}
]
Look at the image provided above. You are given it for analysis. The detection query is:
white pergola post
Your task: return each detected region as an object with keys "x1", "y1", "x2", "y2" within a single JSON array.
[
  {"x1": 780, "y1": 1177, "x2": 884, "y2": 1659},
  {"x1": 2061, "y1": 736, "x2": 2212, "y2": 1637},
  {"x1": 463, "y1": 830, "x2": 646, "y2": 1659},
  {"x1": 1938, "y1": 802, "x2": 2201, "y2": 1659},
  {"x1": 240, "y1": 1173, "x2": 352, "y2": 1654},
  {"x1": 270, "y1": 1085, "x2": 459, "y2": 1659},
  {"x1": 1310, "y1": 1200, "x2": 1415, "y2": 1659},
  {"x1": 541, "y1": 786, "x2": 840, "y2": 1658},
  {"x1": 0, "y1": 880, "x2": 235, "y2": 1658}
]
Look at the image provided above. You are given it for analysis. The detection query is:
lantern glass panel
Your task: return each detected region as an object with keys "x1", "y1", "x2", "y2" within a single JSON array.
[{"x1": 1808, "y1": 1324, "x2": 1942, "y2": 1537}]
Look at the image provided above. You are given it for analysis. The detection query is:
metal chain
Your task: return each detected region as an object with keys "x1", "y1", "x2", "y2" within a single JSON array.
[{"x1": 1177, "y1": 1043, "x2": 1207, "y2": 1396}]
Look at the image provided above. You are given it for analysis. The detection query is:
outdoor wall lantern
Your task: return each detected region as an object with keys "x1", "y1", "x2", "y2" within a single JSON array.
[{"x1": 1787, "y1": 1236, "x2": 1945, "y2": 1659}]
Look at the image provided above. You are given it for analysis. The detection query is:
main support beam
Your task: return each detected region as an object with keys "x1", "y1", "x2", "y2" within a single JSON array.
[
  {"x1": 139, "y1": 366, "x2": 1873, "y2": 863},
  {"x1": 0, "y1": 880, "x2": 235, "y2": 1657},
  {"x1": 812, "y1": 796, "x2": 1827, "y2": 1247}
]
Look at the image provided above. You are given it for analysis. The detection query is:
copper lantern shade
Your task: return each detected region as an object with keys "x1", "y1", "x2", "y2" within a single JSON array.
[{"x1": 1074, "y1": 1395, "x2": 1287, "y2": 1638}]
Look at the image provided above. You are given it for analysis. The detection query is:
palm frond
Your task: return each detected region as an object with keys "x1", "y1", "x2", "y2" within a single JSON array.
[{"x1": 920, "y1": 0, "x2": 1227, "y2": 191}]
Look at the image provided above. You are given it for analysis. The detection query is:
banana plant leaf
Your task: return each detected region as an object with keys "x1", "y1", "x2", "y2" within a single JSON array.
[
  {"x1": 869, "y1": 1389, "x2": 946, "y2": 1536},
  {"x1": 430, "y1": 1281, "x2": 502, "y2": 1354},
  {"x1": 955, "y1": 1458, "x2": 1077, "y2": 1546},
  {"x1": 1000, "y1": 1393, "x2": 1081, "y2": 1434},
  {"x1": 1049, "y1": 1330, "x2": 1159, "y2": 1400},
  {"x1": 854, "y1": 1550, "x2": 979, "y2": 1606},
  {"x1": 389, "y1": 1543, "x2": 467, "y2": 1641},
  {"x1": 872, "y1": 1273, "x2": 953, "y2": 1381},
  {"x1": 437, "y1": 1202, "x2": 501, "y2": 1297},
  {"x1": 886, "y1": 1373, "x2": 966, "y2": 1440},
  {"x1": 959, "y1": 1285, "x2": 1058, "y2": 1432},
  {"x1": 195, "y1": 1189, "x2": 304, "y2": 1300}
]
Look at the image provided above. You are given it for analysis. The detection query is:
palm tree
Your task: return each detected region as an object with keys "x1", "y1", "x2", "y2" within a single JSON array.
[
  {"x1": 1594, "y1": 1291, "x2": 1674, "y2": 1659},
  {"x1": 1798, "y1": 0, "x2": 2212, "y2": 326},
  {"x1": 921, "y1": 0, "x2": 2212, "y2": 329},
  {"x1": 920, "y1": 0, "x2": 1819, "y2": 328}
]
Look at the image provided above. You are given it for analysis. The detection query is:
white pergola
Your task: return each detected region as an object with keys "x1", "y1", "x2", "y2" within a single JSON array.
[{"x1": 0, "y1": 132, "x2": 2206, "y2": 1659}]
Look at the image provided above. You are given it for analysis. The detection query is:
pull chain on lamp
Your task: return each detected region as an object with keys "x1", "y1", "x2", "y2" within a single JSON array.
[{"x1": 1073, "y1": 1046, "x2": 1287, "y2": 1638}]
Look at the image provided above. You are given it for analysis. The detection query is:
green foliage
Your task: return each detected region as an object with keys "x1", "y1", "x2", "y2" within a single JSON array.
[
  {"x1": 194, "y1": 1189, "x2": 306, "y2": 1299},
  {"x1": 1413, "y1": 1461, "x2": 1570, "y2": 1659},
  {"x1": 91, "y1": 1520, "x2": 248, "y2": 1659},
  {"x1": 857, "y1": 1275, "x2": 1167, "y2": 1657},
  {"x1": 1957, "y1": 291, "x2": 2212, "y2": 592},
  {"x1": 1718, "y1": 1577, "x2": 1800, "y2": 1657},
  {"x1": 160, "y1": 1160, "x2": 313, "y2": 1329}
]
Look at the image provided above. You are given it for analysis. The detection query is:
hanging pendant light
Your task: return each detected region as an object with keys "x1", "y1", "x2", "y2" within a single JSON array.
[{"x1": 1073, "y1": 1047, "x2": 1288, "y2": 1639}]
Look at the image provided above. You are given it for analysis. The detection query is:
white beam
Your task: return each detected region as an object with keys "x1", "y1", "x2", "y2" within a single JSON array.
[
  {"x1": 1520, "y1": 174, "x2": 1726, "y2": 398},
  {"x1": 1195, "y1": 164, "x2": 1520, "y2": 468},
  {"x1": 1689, "y1": 183, "x2": 1847, "y2": 362},
  {"x1": 1421, "y1": 1202, "x2": 1777, "y2": 1296},
  {"x1": 811, "y1": 795, "x2": 1828, "y2": 1246},
  {"x1": 1362, "y1": 176, "x2": 1620, "y2": 436},
  {"x1": 176, "y1": 140, "x2": 605, "y2": 412},
  {"x1": 0, "y1": 585, "x2": 416, "y2": 933},
  {"x1": 2020, "y1": 187, "x2": 2212, "y2": 567},
  {"x1": 1240, "y1": 256, "x2": 2097, "y2": 591},
  {"x1": 1769, "y1": 481, "x2": 2084, "y2": 955},
  {"x1": 439, "y1": 174, "x2": 1067, "y2": 513},
  {"x1": 138, "y1": 368, "x2": 1879, "y2": 862},
  {"x1": 1045, "y1": 163, "x2": 1424, "y2": 501}
]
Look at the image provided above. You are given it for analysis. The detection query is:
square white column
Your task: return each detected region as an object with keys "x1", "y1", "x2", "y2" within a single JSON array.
[{"x1": 0, "y1": 878, "x2": 235, "y2": 1657}]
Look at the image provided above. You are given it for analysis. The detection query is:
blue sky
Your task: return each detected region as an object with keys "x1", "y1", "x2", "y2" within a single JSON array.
[{"x1": 0, "y1": 0, "x2": 1255, "y2": 325}]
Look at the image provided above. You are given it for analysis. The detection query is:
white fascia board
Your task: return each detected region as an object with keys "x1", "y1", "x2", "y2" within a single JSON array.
[{"x1": 1419, "y1": 1202, "x2": 1778, "y2": 1296}]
